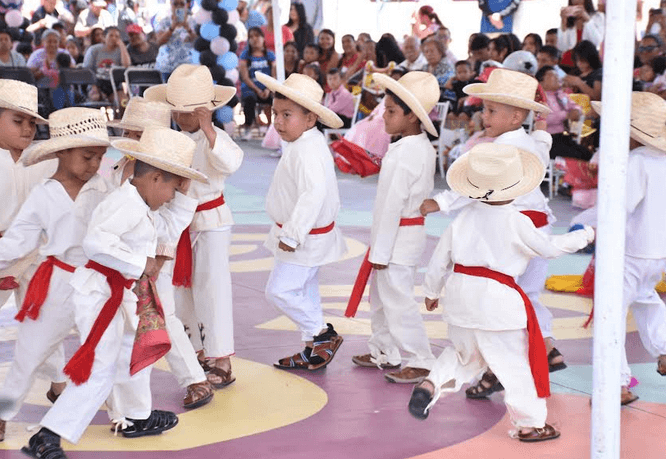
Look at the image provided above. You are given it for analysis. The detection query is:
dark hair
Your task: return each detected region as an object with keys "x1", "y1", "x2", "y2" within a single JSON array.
[
  {"x1": 104, "y1": 26, "x2": 120, "y2": 36},
  {"x1": 568, "y1": 0, "x2": 595, "y2": 14},
  {"x1": 535, "y1": 65, "x2": 555, "y2": 82},
  {"x1": 304, "y1": 42, "x2": 320, "y2": 57},
  {"x1": 287, "y1": 3, "x2": 308, "y2": 30},
  {"x1": 643, "y1": 33, "x2": 664, "y2": 48},
  {"x1": 523, "y1": 33, "x2": 543, "y2": 53},
  {"x1": 375, "y1": 34, "x2": 405, "y2": 68},
  {"x1": 418, "y1": 5, "x2": 444, "y2": 27},
  {"x1": 52, "y1": 22, "x2": 66, "y2": 31},
  {"x1": 246, "y1": 26, "x2": 267, "y2": 60},
  {"x1": 385, "y1": 89, "x2": 412, "y2": 116},
  {"x1": 342, "y1": 33, "x2": 354, "y2": 42},
  {"x1": 0, "y1": 28, "x2": 12, "y2": 40},
  {"x1": 546, "y1": 28, "x2": 558, "y2": 36},
  {"x1": 327, "y1": 67, "x2": 341, "y2": 76},
  {"x1": 55, "y1": 52, "x2": 71, "y2": 68},
  {"x1": 538, "y1": 45, "x2": 560, "y2": 61},
  {"x1": 455, "y1": 60, "x2": 472, "y2": 69},
  {"x1": 303, "y1": 62, "x2": 323, "y2": 87},
  {"x1": 274, "y1": 91, "x2": 312, "y2": 115},
  {"x1": 651, "y1": 55, "x2": 666, "y2": 75},
  {"x1": 573, "y1": 40, "x2": 602, "y2": 70},
  {"x1": 318, "y1": 28, "x2": 337, "y2": 62},
  {"x1": 490, "y1": 35, "x2": 511, "y2": 60},
  {"x1": 390, "y1": 67, "x2": 407, "y2": 78},
  {"x1": 470, "y1": 33, "x2": 490, "y2": 51},
  {"x1": 506, "y1": 33, "x2": 521, "y2": 54},
  {"x1": 16, "y1": 42, "x2": 32, "y2": 56},
  {"x1": 133, "y1": 160, "x2": 179, "y2": 181}
]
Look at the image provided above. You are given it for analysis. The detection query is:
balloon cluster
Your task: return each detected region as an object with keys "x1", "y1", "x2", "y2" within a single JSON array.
[{"x1": 192, "y1": 0, "x2": 240, "y2": 124}]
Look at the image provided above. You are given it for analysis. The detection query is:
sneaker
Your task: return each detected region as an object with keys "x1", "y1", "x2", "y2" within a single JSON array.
[
  {"x1": 384, "y1": 367, "x2": 430, "y2": 384},
  {"x1": 119, "y1": 410, "x2": 179, "y2": 438},
  {"x1": 21, "y1": 428, "x2": 67, "y2": 458}
]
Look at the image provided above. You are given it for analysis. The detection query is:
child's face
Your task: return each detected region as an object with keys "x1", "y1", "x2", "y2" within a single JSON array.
[
  {"x1": 172, "y1": 111, "x2": 200, "y2": 133},
  {"x1": 522, "y1": 36, "x2": 537, "y2": 55},
  {"x1": 382, "y1": 95, "x2": 417, "y2": 136},
  {"x1": 272, "y1": 97, "x2": 317, "y2": 142},
  {"x1": 536, "y1": 51, "x2": 557, "y2": 69},
  {"x1": 326, "y1": 73, "x2": 342, "y2": 90},
  {"x1": 470, "y1": 46, "x2": 490, "y2": 63},
  {"x1": 639, "y1": 64, "x2": 656, "y2": 82},
  {"x1": 455, "y1": 64, "x2": 472, "y2": 81},
  {"x1": 481, "y1": 100, "x2": 526, "y2": 138},
  {"x1": 56, "y1": 146, "x2": 106, "y2": 183},
  {"x1": 122, "y1": 129, "x2": 143, "y2": 140},
  {"x1": 303, "y1": 46, "x2": 319, "y2": 63},
  {"x1": 66, "y1": 41, "x2": 79, "y2": 57},
  {"x1": 545, "y1": 33, "x2": 557, "y2": 48},
  {"x1": 142, "y1": 173, "x2": 181, "y2": 211},
  {"x1": 91, "y1": 28, "x2": 104, "y2": 44},
  {"x1": 284, "y1": 45, "x2": 298, "y2": 63},
  {"x1": 248, "y1": 29, "x2": 265, "y2": 51},
  {"x1": 0, "y1": 110, "x2": 37, "y2": 152},
  {"x1": 303, "y1": 66, "x2": 317, "y2": 81},
  {"x1": 541, "y1": 70, "x2": 560, "y2": 91}
]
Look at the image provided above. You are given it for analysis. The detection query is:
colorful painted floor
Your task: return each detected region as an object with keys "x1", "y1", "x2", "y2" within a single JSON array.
[{"x1": 1, "y1": 141, "x2": 664, "y2": 459}]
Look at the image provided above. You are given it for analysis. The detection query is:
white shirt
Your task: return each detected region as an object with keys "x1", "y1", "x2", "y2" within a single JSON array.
[
  {"x1": 423, "y1": 202, "x2": 592, "y2": 331},
  {"x1": 264, "y1": 128, "x2": 347, "y2": 267},
  {"x1": 182, "y1": 127, "x2": 244, "y2": 232},
  {"x1": 557, "y1": 12, "x2": 605, "y2": 52},
  {"x1": 625, "y1": 146, "x2": 666, "y2": 259},
  {"x1": 0, "y1": 148, "x2": 57, "y2": 232},
  {"x1": 0, "y1": 175, "x2": 110, "y2": 269},
  {"x1": 398, "y1": 54, "x2": 428, "y2": 72},
  {"x1": 370, "y1": 133, "x2": 435, "y2": 266}
]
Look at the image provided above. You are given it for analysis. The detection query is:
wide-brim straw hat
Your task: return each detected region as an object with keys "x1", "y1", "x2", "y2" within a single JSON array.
[
  {"x1": 463, "y1": 68, "x2": 551, "y2": 114},
  {"x1": 0, "y1": 79, "x2": 47, "y2": 123},
  {"x1": 23, "y1": 107, "x2": 110, "y2": 166},
  {"x1": 107, "y1": 97, "x2": 172, "y2": 131},
  {"x1": 144, "y1": 64, "x2": 236, "y2": 112},
  {"x1": 372, "y1": 72, "x2": 439, "y2": 137},
  {"x1": 255, "y1": 72, "x2": 343, "y2": 129},
  {"x1": 446, "y1": 142, "x2": 545, "y2": 202},
  {"x1": 591, "y1": 92, "x2": 666, "y2": 153},
  {"x1": 112, "y1": 126, "x2": 208, "y2": 183}
]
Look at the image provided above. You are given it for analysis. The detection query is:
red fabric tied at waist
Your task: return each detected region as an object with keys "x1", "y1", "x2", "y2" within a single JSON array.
[
  {"x1": 130, "y1": 277, "x2": 170, "y2": 376},
  {"x1": 345, "y1": 216, "x2": 426, "y2": 318},
  {"x1": 173, "y1": 194, "x2": 226, "y2": 288},
  {"x1": 453, "y1": 264, "x2": 550, "y2": 398},
  {"x1": 15, "y1": 256, "x2": 75, "y2": 322},
  {"x1": 64, "y1": 260, "x2": 135, "y2": 385},
  {"x1": 520, "y1": 210, "x2": 549, "y2": 229},
  {"x1": 276, "y1": 221, "x2": 336, "y2": 235}
]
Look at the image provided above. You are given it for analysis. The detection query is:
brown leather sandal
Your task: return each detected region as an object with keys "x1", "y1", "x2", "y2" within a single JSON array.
[
  {"x1": 274, "y1": 350, "x2": 311, "y2": 370},
  {"x1": 46, "y1": 389, "x2": 60, "y2": 404},
  {"x1": 183, "y1": 381, "x2": 214, "y2": 409},
  {"x1": 308, "y1": 335, "x2": 344, "y2": 370},
  {"x1": 621, "y1": 388, "x2": 639, "y2": 406},
  {"x1": 206, "y1": 366, "x2": 236, "y2": 389},
  {"x1": 351, "y1": 353, "x2": 400, "y2": 369},
  {"x1": 517, "y1": 423, "x2": 561, "y2": 442},
  {"x1": 465, "y1": 370, "x2": 504, "y2": 399}
]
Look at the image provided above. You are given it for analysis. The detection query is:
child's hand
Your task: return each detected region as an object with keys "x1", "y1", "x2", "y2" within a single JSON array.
[
  {"x1": 177, "y1": 177, "x2": 191, "y2": 194},
  {"x1": 193, "y1": 107, "x2": 215, "y2": 147},
  {"x1": 371, "y1": 263, "x2": 387, "y2": 270},
  {"x1": 425, "y1": 297, "x2": 439, "y2": 311},
  {"x1": 278, "y1": 241, "x2": 295, "y2": 252},
  {"x1": 151, "y1": 255, "x2": 168, "y2": 280},
  {"x1": 420, "y1": 198, "x2": 440, "y2": 216},
  {"x1": 143, "y1": 257, "x2": 159, "y2": 278}
]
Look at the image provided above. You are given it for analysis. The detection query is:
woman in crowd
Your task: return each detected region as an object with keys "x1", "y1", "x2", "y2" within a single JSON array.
[
  {"x1": 375, "y1": 33, "x2": 404, "y2": 69},
  {"x1": 317, "y1": 28, "x2": 340, "y2": 90},
  {"x1": 27, "y1": 29, "x2": 70, "y2": 88},
  {"x1": 488, "y1": 34, "x2": 511, "y2": 63},
  {"x1": 83, "y1": 26, "x2": 130, "y2": 102},
  {"x1": 421, "y1": 37, "x2": 454, "y2": 99},
  {"x1": 340, "y1": 34, "x2": 364, "y2": 81},
  {"x1": 261, "y1": 5, "x2": 293, "y2": 53},
  {"x1": 65, "y1": 37, "x2": 83, "y2": 64},
  {"x1": 563, "y1": 39, "x2": 602, "y2": 101},
  {"x1": 154, "y1": 0, "x2": 196, "y2": 79},
  {"x1": 557, "y1": 0, "x2": 604, "y2": 55},
  {"x1": 286, "y1": 2, "x2": 314, "y2": 57},
  {"x1": 283, "y1": 41, "x2": 300, "y2": 79},
  {"x1": 522, "y1": 32, "x2": 543, "y2": 55},
  {"x1": 239, "y1": 26, "x2": 275, "y2": 137}
]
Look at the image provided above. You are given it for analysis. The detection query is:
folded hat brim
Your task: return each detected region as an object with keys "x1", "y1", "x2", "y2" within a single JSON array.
[
  {"x1": 463, "y1": 83, "x2": 551, "y2": 114},
  {"x1": 143, "y1": 84, "x2": 236, "y2": 112},
  {"x1": 107, "y1": 119, "x2": 144, "y2": 131},
  {"x1": 592, "y1": 100, "x2": 666, "y2": 153},
  {"x1": 112, "y1": 138, "x2": 209, "y2": 183},
  {"x1": 446, "y1": 148, "x2": 545, "y2": 202},
  {"x1": 22, "y1": 135, "x2": 111, "y2": 166},
  {"x1": 0, "y1": 100, "x2": 47, "y2": 124},
  {"x1": 371, "y1": 73, "x2": 438, "y2": 138},
  {"x1": 255, "y1": 72, "x2": 343, "y2": 129}
]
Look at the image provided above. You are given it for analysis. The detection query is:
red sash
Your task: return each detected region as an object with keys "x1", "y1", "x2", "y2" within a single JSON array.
[
  {"x1": 0, "y1": 233, "x2": 18, "y2": 291},
  {"x1": 15, "y1": 256, "x2": 75, "y2": 322},
  {"x1": 172, "y1": 194, "x2": 225, "y2": 287},
  {"x1": 520, "y1": 210, "x2": 548, "y2": 228},
  {"x1": 345, "y1": 217, "x2": 425, "y2": 318},
  {"x1": 63, "y1": 260, "x2": 135, "y2": 385},
  {"x1": 276, "y1": 221, "x2": 336, "y2": 235},
  {"x1": 453, "y1": 264, "x2": 550, "y2": 398}
]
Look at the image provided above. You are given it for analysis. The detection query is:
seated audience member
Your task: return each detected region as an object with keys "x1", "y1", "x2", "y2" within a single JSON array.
[
  {"x1": 27, "y1": 29, "x2": 72, "y2": 88},
  {"x1": 522, "y1": 32, "x2": 542, "y2": 55},
  {"x1": 298, "y1": 42, "x2": 320, "y2": 72},
  {"x1": 340, "y1": 34, "x2": 364, "y2": 80},
  {"x1": 324, "y1": 67, "x2": 355, "y2": 128},
  {"x1": 639, "y1": 55, "x2": 666, "y2": 92},
  {"x1": 303, "y1": 62, "x2": 323, "y2": 89},
  {"x1": 444, "y1": 60, "x2": 475, "y2": 124},
  {"x1": 545, "y1": 28, "x2": 558, "y2": 48},
  {"x1": 562, "y1": 40, "x2": 602, "y2": 101},
  {"x1": 126, "y1": 23, "x2": 158, "y2": 66},
  {"x1": 374, "y1": 33, "x2": 404, "y2": 69},
  {"x1": 65, "y1": 36, "x2": 84, "y2": 64},
  {"x1": 0, "y1": 28, "x2": 26, "y2": 67},
  {"x1": 83, "y1": 26, "x2": 130, "y2": 101},
  {"x1": 29, "y1": 0, "x2": 75, "y2": 34},
  {"x1": 283, "y1": 41, "x2": 300, "y2": 79},
  {"x1": 239, "y1": 26, "x2": 275, "y2": 135},
  {"x1": 261, "y1": 5, "x2": 293, "y2": 53},
  {"x1": 51, "y1": 21, "x2": 68, "y2": 48},
  {"x1": 488, "y1": 35, "x2": 511, "y2": 63},
  {"x1": 421, "y1": 37, "x2": 454, "y2": 100},
  {"x1": 16, "y1": 42, "x2": 33, "y2": 63},
  {"x1": 537, "y1": 45, "x2": 566, "y2": 79},
  {"x1": 436, "y1": 27, "x2": 457, "y2": 67},
  {"x1": 468, "y1": 33, "x2": 490, "y2": 74},
  {"x1": 74, "y1": 0, "x2": 115, "y2": 43},
  {"x1": 398, "y1": 35, "x2": 427, "y2": 72}
]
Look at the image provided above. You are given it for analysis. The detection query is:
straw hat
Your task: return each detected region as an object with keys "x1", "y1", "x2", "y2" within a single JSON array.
[
  {"x1": 144, "y1": 64, "x2": 236, "y2": 112},
  {"x1": 107, "y1": 97, "x2": 172, "y2": 131},
  {"x1": 0, "y1": 79, "x2": 46, "y2": 123},
  {"x1": 255, "y1": 72, "x2": 343, "y2": 128},
  {"x1": 371, "y1": 72, "x2": 440, "y2": 137},
  {"x1": 591, "y1": 92, "x2": 666, "y2": 153},
  {"x1": 446, "y1": 143, "x2": 545, "y2": 202},
  {"x1": 23, "y1": 107, "x2": 110, "y2": 166},
  {"x1": 463, "y1": 68, "x2": 551, "y2": 114},
  {"x1": 112, "y1": 127, "x2": 208, "y2": 183}
]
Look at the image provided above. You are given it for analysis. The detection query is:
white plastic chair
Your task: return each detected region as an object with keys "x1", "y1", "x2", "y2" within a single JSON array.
[{"x1": 430, "y1": 101, "x2": 451, "y2": 178}]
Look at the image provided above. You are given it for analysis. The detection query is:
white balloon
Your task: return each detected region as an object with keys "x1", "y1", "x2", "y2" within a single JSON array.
[
  {"x1": 194, "y1": 8, "x2": 213, "y2": 25},
  {"x1": 210, "y1": 36, "x2": 230, "y2": 55},
  {"x1": 226, "y1": 68, "x2": 239, "y2": 84},
  {"x1": 227, "y1": 9, "x2": 239, "y2": 25},
  {"x1": 5, "y1": 9, "x2": 23, "y2": 28}
]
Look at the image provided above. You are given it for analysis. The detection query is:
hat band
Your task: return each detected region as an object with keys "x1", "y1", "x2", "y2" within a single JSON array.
[
  {"x1": 166, "y1": 96, "x2": 221, "y2": 108},
  {"x1": 467, "y1": 177, "x2": 521, "y2": 200},
  {"x1": 631, "y1": 123, "x2": 657, "y2": 139}
]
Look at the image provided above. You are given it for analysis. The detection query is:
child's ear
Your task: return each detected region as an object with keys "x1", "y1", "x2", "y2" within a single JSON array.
[
  {"x1": 307, "y1": 111, "x2": 318, "y2": 127},
  {"x1": 408, "y1": 111, "x2": 420, "y2": 125}
]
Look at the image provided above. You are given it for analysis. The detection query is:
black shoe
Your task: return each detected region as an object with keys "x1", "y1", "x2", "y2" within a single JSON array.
[
  {"x1": 21, "y1": 428, "x2": 67, "y2": 458},
  {"x1": 408, "y1": 387, "x2": 433, "y2": 420},
  {"x1": 120, "y1": 410, "x2": 179, "y2": 438}
]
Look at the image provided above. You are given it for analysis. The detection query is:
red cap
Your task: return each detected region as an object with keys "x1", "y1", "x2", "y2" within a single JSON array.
[{"x1": 126, "y1": 23, "x2": 143, "y2": 35}]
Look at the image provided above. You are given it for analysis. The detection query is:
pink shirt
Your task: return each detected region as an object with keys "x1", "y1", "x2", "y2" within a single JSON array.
[
  {"x1": 544, "y1": 89, "x2": 582, "y2": 135},
  {"x1": 324, "y1": 85, "x2": 355, "y2": 119}
]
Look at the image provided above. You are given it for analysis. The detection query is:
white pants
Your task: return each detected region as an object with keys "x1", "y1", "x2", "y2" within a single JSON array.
[
  {"x1": 428, "y1": 325, "x2": 547, "y2": 429},
  {"x1": 265, "y1": 260, "x2": 325, "y2": 342},
  {"x1": 157, "y1": 260, "x2": 206, "y2": 388},
  {"x1": 620, "y1": 255, "x2": 666, "y2": 386},
  {"x1": 0, "y1": 269, "x2": 73, "y2": 421},
  {"x1": 41, "y1": 288, "x2": 151, "y2": 444},
  {"x1": 517, "y1": 256, "x2": 552, "y2": 339},
  {"x1": 176, "y1": 228, "x2": 234, "y2": 358},
  {"x1": 367, "y1": 264, "x2": 435, "y2": 370}
]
